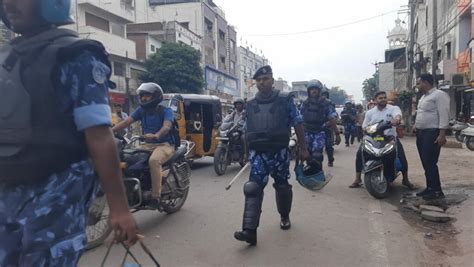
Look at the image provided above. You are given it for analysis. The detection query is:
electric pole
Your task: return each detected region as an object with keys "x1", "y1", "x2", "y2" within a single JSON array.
[
  {"x1": 407, "y1": 0, "x2": 417, "y2": 91},
  {"x1": 432, "y1": 0, "x2": 438, "y2": 80}
]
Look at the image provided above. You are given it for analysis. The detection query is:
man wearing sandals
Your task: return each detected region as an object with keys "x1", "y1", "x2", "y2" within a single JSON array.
[{"x1": 349, "y1": 91, "x2": 416, "y2": 190}]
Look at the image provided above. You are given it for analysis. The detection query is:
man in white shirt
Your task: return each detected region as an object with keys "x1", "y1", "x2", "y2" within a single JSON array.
[
  {"x1": 349, "y1": 91, "x2": 415, "y2": 189},
  {"x1": 414, "y1": 74, "x2": 450, "y2": 200}
]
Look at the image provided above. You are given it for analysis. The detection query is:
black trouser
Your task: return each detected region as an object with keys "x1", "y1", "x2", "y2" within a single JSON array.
[
  {"x1": 355, "y1": 138, "x2": 408, "y2": 174},
  {"x1": 324, "y1": 128, "x2": 334, "y2": 163},
  {"x1": 416, "y1": 129, "x2": 442, "y2": 192}
]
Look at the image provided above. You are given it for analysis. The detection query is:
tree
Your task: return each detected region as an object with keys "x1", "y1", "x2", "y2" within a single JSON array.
[
  {"x1": 328, "y1": 86, "x2": 349, "y2": 105},
  {"x1": 362, "y1": 73, "x2": 378, "y2": 101},
  {"x1": 141, "y1": 43, "x2": 204, "y2": 94}
]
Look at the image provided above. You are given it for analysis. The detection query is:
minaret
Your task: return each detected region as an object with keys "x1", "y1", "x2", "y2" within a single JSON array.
[{"x1": 387, "y1": 18, "x2": 408, "y2": 49}]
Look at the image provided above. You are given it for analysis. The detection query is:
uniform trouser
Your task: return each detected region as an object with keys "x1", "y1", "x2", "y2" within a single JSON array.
[
  {"x1": 241, "y1": 148, "x2": 292, "y2": 230},
  {"x1": 324, "y1": 129, "x2": 334, "y2": 163},
  {"x1": 0, "y1": 161, "x2": 97, "y2": 267},
  {"x1": 355, "y1": 139, "x2": 408, "y2": 175},
  {"x1": 305, "y1": 131, "x2": 327, "y2": 173},
  {"x1": 344, "y1": 123, "x2": 356, "y2": 144},
  {"x1": 143, "y1": 143, "x2": 175, "y2": 198},
  {"x1": 416, "y1": 129, "x2": 442, "y2": 192}
]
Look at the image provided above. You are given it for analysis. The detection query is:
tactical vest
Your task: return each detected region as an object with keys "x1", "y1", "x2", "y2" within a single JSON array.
[
  {"x1": 0, "y1": 28, "x2": 111, "y2": 183},
  {"x1": 246, "y1": 90, "x2": 291, "y2": 152},
  {"x1": 302, "y1": 98, "x2": 329, "y2": 133}
]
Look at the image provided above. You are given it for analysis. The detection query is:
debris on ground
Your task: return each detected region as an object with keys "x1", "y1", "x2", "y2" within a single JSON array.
[{"x1": 421, "y1": 211, "x2": 452, "y2": 223}]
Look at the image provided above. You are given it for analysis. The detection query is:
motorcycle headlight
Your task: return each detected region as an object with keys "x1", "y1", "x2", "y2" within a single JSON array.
[
  {"x1": 219, "y1": 130, "x2": 227, "y2": 136},
  {"x1": 366, "y1": 124, "x2": 378, "y2": 134},
  {"x1": 363, "y1": 140, "x2": 378, "y2": 155},
  {"x1": 380, "y1": 142, "x2": 395, "y2": 155}
]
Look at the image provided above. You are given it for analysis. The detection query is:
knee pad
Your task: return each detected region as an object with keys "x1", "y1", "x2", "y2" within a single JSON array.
[{"x1": 243, "y1": 181, "x2": 262, "y2": 197}]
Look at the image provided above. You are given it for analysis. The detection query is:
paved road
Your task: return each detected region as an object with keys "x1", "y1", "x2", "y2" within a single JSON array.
[{"x1": 79, "y1": 143, "x2": 433, "y2": 267}]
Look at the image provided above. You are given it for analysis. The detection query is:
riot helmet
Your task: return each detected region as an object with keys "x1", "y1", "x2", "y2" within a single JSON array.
[
  {"x1": 306, "y1": 79, "x2": 323, "y2": 92},
  {"x1": 136, "y1": 82, "x2": 164, "y2": 110},
  {"x1": 0, "y1": 0, "x2": 74, "y2": 29}
]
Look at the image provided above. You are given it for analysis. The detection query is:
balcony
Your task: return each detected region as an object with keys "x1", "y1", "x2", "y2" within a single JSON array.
[
  {"x1": 79, "y1": 25, "x2": 136, "y2": 59},
  {"x1": 78, "y1": 0, "x2": 135, "y2": 22}
]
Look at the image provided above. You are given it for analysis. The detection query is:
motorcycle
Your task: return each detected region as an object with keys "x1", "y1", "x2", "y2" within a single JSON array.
[
  {"x1": 213, "y1": 121, "x2": 246, "y2": 175},
  {"x1": 86, "y1": 136, "x2": 192, "y2": 249},
  {"x1": 449, "y1": 119, "x2": 468, "y2": 143},
  {"x1": 461, "y1": 123, "x2": 474, "y2": 151},
  {"x1": 361, "y1": 120, "x2": 401, "y2": 199}
]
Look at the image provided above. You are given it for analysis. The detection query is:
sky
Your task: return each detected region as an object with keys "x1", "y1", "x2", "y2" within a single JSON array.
[{"x1": 213, "y1": 0, "x2": 409, "y2": 102}]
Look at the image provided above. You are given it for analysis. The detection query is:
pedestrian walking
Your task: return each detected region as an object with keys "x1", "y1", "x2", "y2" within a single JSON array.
[
  {"x1": 355, "y1": 104, "x2": 365, "y2": 143},
  {"x1": 301, "y1": 80, "x2": 341, "y2": 173},
  {"x1": 414, "y1": 74, "x2": 450, "y2": 200},
  {"x1": 341, "y1": 101, "x2": 357, "y2": 146},
  {"x1": 0, "y1": 0, "x2": 138, "y2": 265},
  {"x1": 321, "y1": 89, "x2": 338, "y2": 166},
  {"x1": 234, "y1": 65, "x2": 308, "y2": 246},
  {"x1": 349, "y1": 91, "x2": 415, "y2": 189}
]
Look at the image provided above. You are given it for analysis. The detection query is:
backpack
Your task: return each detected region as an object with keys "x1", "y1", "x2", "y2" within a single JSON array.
[{"x1": 157, "y1": 105, "x2": 181, "y2": 149}]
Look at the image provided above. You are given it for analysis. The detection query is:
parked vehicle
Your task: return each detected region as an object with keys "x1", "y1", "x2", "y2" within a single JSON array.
[
  {"x1": 361, "y1": 120, "x2": 401, "y2": 199},
  {"x1": 86, "y1": 137, "x2": 191, "y2": 249},
  {"x1": 162, "y1": 94, "x2": 222, "y2": 162},
  {"x1": 449, "y1": 119, "x2": 468, "y2": 142},
  {"x1": 461, "y1": 123, "x2": 474, "y2": 151},
  {"x1": 214, "y1": 121, "x2": 246, "y2": 175}
]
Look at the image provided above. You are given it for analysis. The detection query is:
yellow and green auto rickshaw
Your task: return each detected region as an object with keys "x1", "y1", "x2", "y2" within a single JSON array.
[{"x1": 162, "y1": 94, "x2": 222, "y2": 160}]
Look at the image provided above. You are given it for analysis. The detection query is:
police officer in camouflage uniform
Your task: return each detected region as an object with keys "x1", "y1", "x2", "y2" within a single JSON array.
[
  {"x1": 341, "y1": 101, "x2": 357, "y2": 146},
  {"x1": 0, "y1": 0, "x2": 137, "y2": 265},
  {"x1": 321, "y1": 89, "x2": 338, "y2": 166},
  {"x1": 301, "y1": 80, "x2": 341, "y2": 174},
  {"x1": 234, "y1": 65, "x2": 308, "y2": 246}
]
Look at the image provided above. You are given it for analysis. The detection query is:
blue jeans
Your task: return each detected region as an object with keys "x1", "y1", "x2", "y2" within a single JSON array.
[
  {"x1": 0, "y1": 161, "x2": 97, "y2": 267},
  {"x1": 416, "y1": 129, "x2": 442, "y2": 191}
]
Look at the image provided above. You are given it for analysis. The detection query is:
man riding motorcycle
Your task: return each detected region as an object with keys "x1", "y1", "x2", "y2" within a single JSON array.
[
  {"x1": 113, "y1": 83, "x2": 175, "y2": 207},
  {"x1": 224, "y1": 98, "x2": 247, "y2": 160}
]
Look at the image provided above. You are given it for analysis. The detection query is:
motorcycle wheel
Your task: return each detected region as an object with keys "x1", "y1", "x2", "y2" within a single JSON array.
[
  {"x1": 364, "y1": 170, "x2": 389, "y2": 199},
  {"x1": 213, "y1": 147, "x2": 228, "y2": 176},
  {"x1": 86, "y1": 195, "x2": 112, "y2": 250},
  {"x1": 455, "y1": 132, "x2": 464, "y2": 143},
  {"x1": 161, "y1": 163, "x2": 191, "y2": 214},
  {"x1": 466, "y1": 136, "x2": 474, "y2": 151}
]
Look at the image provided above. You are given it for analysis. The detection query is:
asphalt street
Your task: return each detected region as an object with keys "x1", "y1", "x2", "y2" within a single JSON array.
[{"x1": 79, "y1": 142, "x2": 452, "y2": 267}]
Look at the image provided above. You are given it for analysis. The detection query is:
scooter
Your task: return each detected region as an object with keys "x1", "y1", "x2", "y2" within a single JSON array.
[
  {"x1": 361, "y1": 120, "x2": 401, "y2": 199},
  {"x1": 461, "y1": 123, "x2": 474, "y2": 151},
  {"x1": 449, "y1": 119, "x2": 468, "y2": 143}
]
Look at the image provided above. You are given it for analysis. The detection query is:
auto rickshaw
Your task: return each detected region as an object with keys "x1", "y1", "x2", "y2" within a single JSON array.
[{"x1": 162, "y1": 94, "x2": 222, "y2": 160}]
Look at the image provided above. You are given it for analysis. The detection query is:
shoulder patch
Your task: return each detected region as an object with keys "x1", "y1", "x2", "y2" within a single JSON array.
[{"x1": 92, "y1": 61, "x2": 108, "y2": 84}]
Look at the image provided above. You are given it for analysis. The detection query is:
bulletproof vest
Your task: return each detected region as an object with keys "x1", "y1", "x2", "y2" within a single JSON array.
[
  {"x1": 246, "y1": 90, "x2": 291, "y2": 152},
  {"x1": 302, "y1": 98, "x2": 329, "y2": 133},
  {"x1": 0, "y1": 28, "x2": 111, "y2": 183}
]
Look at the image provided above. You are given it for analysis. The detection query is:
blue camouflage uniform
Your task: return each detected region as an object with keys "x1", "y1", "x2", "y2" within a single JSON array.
[
  {"x1": 248, "y1": 98, "x2": 303, "y2": 187},
  {"x1": 0, "y1": 51, "x2": 112, "y2": 266},
  {"x1": 341, "y1": 108, "x2": 357, "y2": 145},
  {"x1": 300, "y1": 99, "x2": 337, "y2": 168}
]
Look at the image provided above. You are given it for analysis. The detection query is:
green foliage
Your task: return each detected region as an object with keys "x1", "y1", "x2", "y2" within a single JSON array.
[
  {"x1": 328, "y1": 86, "x2": 349, "y2": 105},
  {"x1": 396, "y1": 90, "x2": 415, "y2": 112},
  {"x1": 141, "y1": 43, "x2": 204, "y2": 94},
  {"x1": 362, "y1": 73, "x2": 378, "y2": 101}
]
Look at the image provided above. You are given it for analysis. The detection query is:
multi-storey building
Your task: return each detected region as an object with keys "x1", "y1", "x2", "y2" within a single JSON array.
[
  {"x1": 409, "y1": 0, "x2": 473, "y2": 120},
  {"x1": 67, "y1": 0, "x2": 147, "y2": 111},
  {"x1": 238, "y1": 46, "x2": 269, "y2": 99},
  {"x1": 0, "y1": 21, "x2": 12, "y2": 45},
  {"x1": 127, "y1": 21, "x2": 201, "y2": 61},
  {"x1": 135, "y1": 0, "x2": 240, "y2": 104}
]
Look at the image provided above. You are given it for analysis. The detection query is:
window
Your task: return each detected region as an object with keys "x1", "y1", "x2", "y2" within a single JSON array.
[
  {"x1": 111, "y1": 23, "x2": 125, "y2": 37},
  {"x1": 113, "y1": 62, "x2": 125, "y2": 76},
  {"x1": 230, "y1": 40, "x2": 235, "y2": 53},
  {"x1": 85, "y1": 12, "x2": 109, "y2": 32},
  {"x1": 178, "y1": 33, "x2": 182, "y2": 38},
  {"x1": 219, "y1": 30, "x2": 225, "y2": 41},
  {"x1": 151, "y1": 45, "x2": 155, "y2": 52},
  {"x1": 446, "y1": 42, "x2": 452, "y2": 60},
  {"x1": 230, "y1": 61, "x2": 236, "y2": 74},
  {"x1": 220, "y1": 56, "x2": 226, "y2": 64}
]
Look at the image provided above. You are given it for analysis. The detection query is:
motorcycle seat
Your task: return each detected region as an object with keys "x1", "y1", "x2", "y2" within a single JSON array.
[{"x1": 163, "y1": 145, "x2": 187, "y2": 166}]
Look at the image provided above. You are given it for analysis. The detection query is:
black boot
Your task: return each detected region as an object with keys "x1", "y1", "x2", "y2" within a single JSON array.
[
  {"x1": 234, "y1": 181, "x2": 263, "y2": 245},
  {"x1": 274, "y1": 183, "x2": 293, "y2": 230}
]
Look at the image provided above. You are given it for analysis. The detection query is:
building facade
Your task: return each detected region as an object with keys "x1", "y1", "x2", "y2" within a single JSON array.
[
  {"x1": 68, "y1": 0, "x2": 147, "y2": 111},
  {"x1": 238, "y1": 46, "x2": 269, "y2": 99},
  {"x1": 0, "y1": 21, "x2": 12, "y2": 45},
  {"x1": 135, "y1": 0, "x2": 240, "y2": 102},
  {"x1": 409, "y1": 0, "x2": 473, "y2": 120}
]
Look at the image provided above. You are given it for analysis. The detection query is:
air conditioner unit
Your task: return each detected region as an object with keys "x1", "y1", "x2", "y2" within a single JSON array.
[{"x1": 451, "y1": 73, "x2": 467, "y2": 86}]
